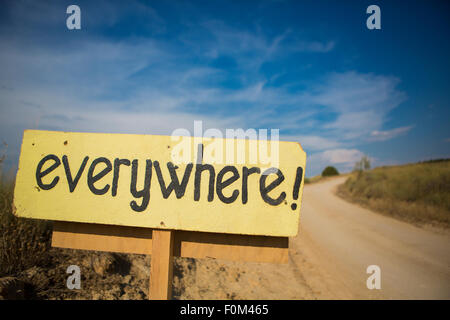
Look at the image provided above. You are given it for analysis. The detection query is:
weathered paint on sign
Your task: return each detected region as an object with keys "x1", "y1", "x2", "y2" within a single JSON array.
[{"x1": 13, "y1": 130, "x2": 306, "y2": 236}]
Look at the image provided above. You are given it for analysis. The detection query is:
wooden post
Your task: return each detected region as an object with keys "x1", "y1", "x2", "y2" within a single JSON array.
[{"x1": 149, "y1": 229, "x2": 174, "y2": 300}]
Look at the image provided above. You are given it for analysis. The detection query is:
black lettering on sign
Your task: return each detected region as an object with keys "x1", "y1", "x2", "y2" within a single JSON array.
[
  {"x1": 194, "y1": 163, "x2": 215, "y2": 202},
  {"x1": 154, "y1": 161, "x2": 193, "y2": 199},
  {"x1": 290, "y1": 166, "x2": 303, "y2": 211},
  {"x1": 112, "y1": 158, "x2": 131, "y2": 197},
  {"x1": 62, "y1": 155, "x2": 89, "y2": 193},
  {"x1": 87, "y1": 157, "x2": 112, "y2": 195},
  {"x1": 36, "y1": 154, "x2": 61, "y2": 190},
  {"x1": 241, "y1": 166, "x2": 260, "y2": 204},
  {"x1": 130, "y1": 159, "x2": 152, "y2": 212},
  {"x1": 196, "y1": 144, "x2": 203, "y2": 164},
  {"x1": 216, "y1": 166, "x2": 240, "y2": 204},
  {"x1": 259, "y1": 167, "x2": 286, "y2": 206},
  {"x1": 34, "y1": 153, "x2": 304, "y2": 212}
]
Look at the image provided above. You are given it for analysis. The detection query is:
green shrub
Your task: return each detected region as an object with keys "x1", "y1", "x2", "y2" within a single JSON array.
[{"x1": 321, "y1": 166, "x2": 339, "y2": 177}]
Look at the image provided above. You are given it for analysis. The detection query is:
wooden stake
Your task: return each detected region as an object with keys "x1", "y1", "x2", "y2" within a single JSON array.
[{"x1": 149, "y1": 229, "x2": 174, "y2": 300}]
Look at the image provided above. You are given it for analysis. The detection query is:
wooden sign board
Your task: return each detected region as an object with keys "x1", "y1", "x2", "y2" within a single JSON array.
[
  {"x1": 13, "y1": 129, "x2": 307, "y2": 299},
  {"x1": 13, "y1": 130, "x2": 306, "y2": 237},
  {"x1": 51, "y1": 221, "x2": 289, "y2": 264}
]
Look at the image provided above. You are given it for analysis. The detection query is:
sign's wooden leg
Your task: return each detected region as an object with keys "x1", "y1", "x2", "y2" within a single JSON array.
[{"x1": 149, "y1": 229, "x2": 174, "y2": 300}]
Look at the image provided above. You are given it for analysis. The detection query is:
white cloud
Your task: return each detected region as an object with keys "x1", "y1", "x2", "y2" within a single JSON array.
[
  {"x1": 306, "y1": 148, "x2": 366, "y2": 176},
  {"x1": 283, "y1": 135, "x2": 341, "y2": 151},
  {"x1": 369, "y1": 126, "x2": 414, "y2": 141},
  {"x1": 318, "y1": 149, "x2": 364, "y2": 165},
  {"x1": 310, "y1": 72, "x2": 407, "y2": 140},
  {"x1": 292, "y1": 40, "x2": 336, "y2": 53},
  {"x1": 192, "y1": 20, "x2": 336, "y2": 73}
]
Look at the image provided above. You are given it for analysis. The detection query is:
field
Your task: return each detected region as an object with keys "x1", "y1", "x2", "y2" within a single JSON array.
[{"x1": 337, "y1": 160, "x2": 450, "y2": 229}]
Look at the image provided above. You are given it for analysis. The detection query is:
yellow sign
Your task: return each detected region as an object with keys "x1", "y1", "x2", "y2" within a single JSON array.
[{"x1": 13, "y1": 130, "x2": 306, "y2": 236}]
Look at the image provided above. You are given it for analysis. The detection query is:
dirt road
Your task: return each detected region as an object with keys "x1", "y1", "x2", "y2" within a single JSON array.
[
  {"x1": 175, "y1": 176, "x2": 450, "y2": 300},
  {"x1": 293, "y1": 176, "x2": 450, "y2": 299}
]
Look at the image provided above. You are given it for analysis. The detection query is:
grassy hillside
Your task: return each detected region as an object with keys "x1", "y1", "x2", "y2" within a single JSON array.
[{"x1": 337, "y1": 160, "x2": 450, "y2": 229}]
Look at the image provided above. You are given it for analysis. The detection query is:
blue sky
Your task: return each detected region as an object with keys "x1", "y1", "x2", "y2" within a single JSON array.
[{"x1": 0, "y1": 0, "x2": 449, "y2": 177}]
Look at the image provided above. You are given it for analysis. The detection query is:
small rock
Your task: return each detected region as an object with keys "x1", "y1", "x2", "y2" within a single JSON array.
[
  {"x1": 130, "y1": 256, "x2": 150, "y2": 279},
  {"x1": 122, "y1": 275, "x2": 132, "y2": 284},
  {"x1": 91, "y1": 254, "x2": 116, "y2": 276},
  {"x1": 120, "y1": 292, "x2": 131, "y2": 300}
]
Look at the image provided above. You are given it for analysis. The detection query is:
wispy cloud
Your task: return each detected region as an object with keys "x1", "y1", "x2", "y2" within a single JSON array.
[
  {"x1": 369, "y1": 126, "x2": 414, "y2": 142},
  {"x1": 316, "y1": 149, "x2": 365, "y2": 165},
  {"x1": 310, "y1": 72, "x2": 407, "y2": 139},
  {"x1": 284, "y1": 135, "x2": 341, "y2": 151},
  {"x1": 306, "y1": 148, "x2": 365, "y2": 175},
  {"x1": 292, "y1": 40, "x2": 335, "y2": 53}
]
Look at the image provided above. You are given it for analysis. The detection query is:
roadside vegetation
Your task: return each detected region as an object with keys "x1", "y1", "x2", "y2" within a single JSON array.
[
  {"x1": 337, "y1": 158, "x2": 450, "y2": 229},
  {"x1": 0, "y1": 142, "x2": 52, "y2": 278},
  {"x1": 0, "y1": 179, "x2": 52, "y2": 277}
]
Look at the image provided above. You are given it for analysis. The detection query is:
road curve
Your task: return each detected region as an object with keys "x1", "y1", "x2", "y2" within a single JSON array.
[{"x1": 291, "y1": 176, "x2": 450, "y2": 299}]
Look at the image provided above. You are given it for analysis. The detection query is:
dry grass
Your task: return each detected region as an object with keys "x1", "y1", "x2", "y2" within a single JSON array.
[
  {"x1": 304, "y1": 175, "x2": 329, "y2": 184},
  {"x1": 305, "y1": 173, "x2": 349, "y2": 184},
  {"x1": 0, "y1": 181, "x2": 52, "y2": 277},
  {"x1": 337, "y1": 160, "x2": 450, "y2": 229}
]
